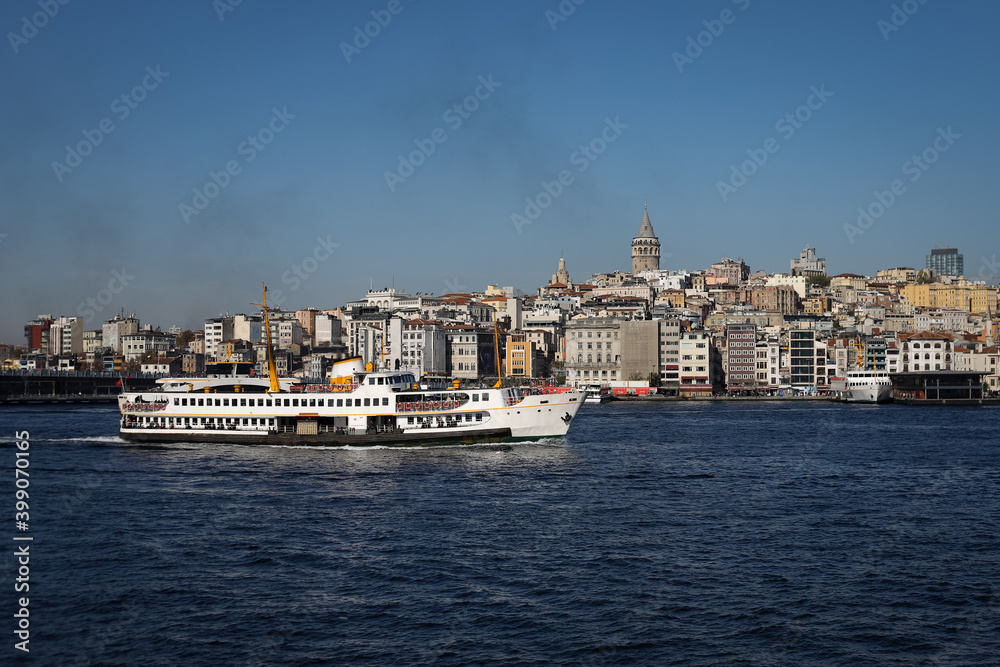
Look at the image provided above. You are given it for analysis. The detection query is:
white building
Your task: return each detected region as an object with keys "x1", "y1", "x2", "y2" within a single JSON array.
[{"x1": 204, "y1": 317, "x2": 233, "y2": 361}]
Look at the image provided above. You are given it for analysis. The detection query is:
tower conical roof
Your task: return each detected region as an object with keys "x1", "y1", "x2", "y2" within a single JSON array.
[{"x1": 636, "y1": 203, "x2": 656, "y2": 238}]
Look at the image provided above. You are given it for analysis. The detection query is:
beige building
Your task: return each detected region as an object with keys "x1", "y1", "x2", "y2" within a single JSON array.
[
  {"x1": 564, "y1": 318, "x2": 622, "y2": 385},
  {"x1": 901, "y1": 284, "x2": 997, "y2": 314}
]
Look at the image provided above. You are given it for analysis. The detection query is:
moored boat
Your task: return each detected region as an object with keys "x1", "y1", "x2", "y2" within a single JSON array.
[{"x1": 829, "y1": 370, "x2": 892, "y2": 403}]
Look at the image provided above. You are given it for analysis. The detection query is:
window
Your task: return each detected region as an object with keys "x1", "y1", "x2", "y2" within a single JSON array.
[
  {"x1": 337, "y1": 399, "x2": 343, "y2": 407},
  {"x1": 364, "y1": 398, "x2": 371, "y2": 406},
  {"x1": 382, "y1": 397, "x2": 389, "y2": 406},
  {"x1": 292, "y1": 399, "x2": 299, "y2": 407}
]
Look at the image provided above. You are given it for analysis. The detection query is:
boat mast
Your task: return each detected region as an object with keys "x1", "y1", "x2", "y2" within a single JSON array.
[
  {"x1": 493, "y1": 311, "x2": 503, "y2": 389},
  {"x1": 252, "y1": 282, "x2": 281, "y2": 393}
]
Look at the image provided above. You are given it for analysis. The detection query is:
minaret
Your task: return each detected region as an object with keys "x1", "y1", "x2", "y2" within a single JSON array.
[{"x1": 631, "y1": 201, "x2": 661, "y2": 274}]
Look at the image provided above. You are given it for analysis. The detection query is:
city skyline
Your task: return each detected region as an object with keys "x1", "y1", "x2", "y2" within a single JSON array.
[{"x1": 3, "y1": 0, "x2": 999, "y2": 343}]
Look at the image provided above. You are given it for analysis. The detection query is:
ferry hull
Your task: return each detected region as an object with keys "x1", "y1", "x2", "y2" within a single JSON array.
[{"x1": 118, "y1": 426, "x2": 515, "y2": 447}]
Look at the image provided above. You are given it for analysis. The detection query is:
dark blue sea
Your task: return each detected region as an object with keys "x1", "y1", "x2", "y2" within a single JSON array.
[{"x1": 3, "y1": 401, "x2": 999, "y2": 666}]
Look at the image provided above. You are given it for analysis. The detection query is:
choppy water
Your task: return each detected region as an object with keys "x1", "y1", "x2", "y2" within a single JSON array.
[{"x1": 2, "y1": 401, "x2": 999, "y2": 665}]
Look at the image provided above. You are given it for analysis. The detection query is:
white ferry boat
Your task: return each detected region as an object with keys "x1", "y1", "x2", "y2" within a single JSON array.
[
  {"x1": 583, "y1": 384, "x2": 612, "y2": 403},
  {"x1": 117, "y1": 286, "x2": 585, "y2": 446},
  {"x1": 829, "y1": 370, "x2": 893, "y2": 403}
]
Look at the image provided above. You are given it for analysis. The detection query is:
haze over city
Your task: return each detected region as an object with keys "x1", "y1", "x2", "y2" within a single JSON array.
[{"x1": 2, "y1": 0, "x2": 998, "y2": 342}]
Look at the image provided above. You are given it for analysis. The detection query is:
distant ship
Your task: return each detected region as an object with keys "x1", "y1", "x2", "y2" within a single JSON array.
[
  {"x1": 117, "y1": 285, "x2": 585, "y2": 446},
  {"x1": 583, "y1": 383, "x2": 612, "y2": 403},
  {"x1": 829, "y1": 370, "x2": 893, "y2": 403}
]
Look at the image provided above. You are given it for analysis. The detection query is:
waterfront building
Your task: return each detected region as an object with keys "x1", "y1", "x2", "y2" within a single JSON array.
[
  {"x1": 564, "y1": 318, "x2": 622, "y2": 385},
  {"x1": 926, "y1": 247, "x2": 964, "y2": 277},
  {"x1": 24, "y1": 315, "x2": 53, "y2": 353},
  {"x1": 678, "y1": 331, "x2": 717, "y2": 396},
  {"x1": 898, "y1": 331, "x2": 954, "y2": 372},
  {"x1": 631, "y1": 204, "x2": 661, "y2": 274},
  {"x1": 789, "y1": 330, "x2": 828, "y2": 391},
  {"x1": 756, "y1": 336, "x2": 780, "y2": 389},
  {"x1": 658, "y1": 317, "x2": 681, "y2": 391},
  {"x1": 49, "y1": 316, "x2": 82, "y2": 356},
  {"x1": 790, "y1": 245, "x2": 827, "y2": 276},
  {"x1": 726, "y1": 324, "x2": 757, "y2": 391},
  {"x1": 620, "y1": 320, "x2": 660, "y2": 382}
]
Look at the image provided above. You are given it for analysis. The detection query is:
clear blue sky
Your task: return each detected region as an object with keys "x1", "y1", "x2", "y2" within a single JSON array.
[{"x1": 2, "y1": 0, "x2": 998, "y2": 342}]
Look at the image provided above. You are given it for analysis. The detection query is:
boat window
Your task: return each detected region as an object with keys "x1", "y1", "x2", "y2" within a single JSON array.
[
  {"x1": 369, "y1": 378, "x2": 376, "y2": 385},
  {"x1": 476, "y1": 413, "x2": 483, "y2": 421},
  {"x1": 174, "y1": 398, "x2": 179, "y2": 406},
  {"x1": 346, "y1": 399, "x2": 352, "y2": 407},
  {"x1": 317, "y1": 399, "x2": 324, "y2": 407},
  {"x1": 465, "y1": 414, "x2": 472, "y2": 422},
  {"x1": 266, "y1": 399, "x2": 272, "y2": 407},
  {"x1": 482, "y1": 393, "x2": 489, "y2": 401},
  {"x1": 310, "y1": 399, "x2": 316, "y2": 407},
  {"x1": 472, "y1": 394, "x2": 479, "y2": 402},
  {"x1": 378, "y1": 377, "x2": 384, "y2": 385},
  {"x1": 364, "y1": 398, "x2": 371, "y2": 406},
  {"x1": 292, "y1": 399, "x2": 299, "y2": 407},
  {"x1": 382, "y1": 397, "x2": 389, "y2": 406},
  {"x1": 284, "y1": 399, "x2": 290, "y2": 407},
  {"x1": 223, "y1": 399, "x2": 229, "y2": 406},
  {"x1": 337, "y1": 399, "x2": 343, "y2": 407},
  {"x1": 240, "y1": 399, "x2": 247, "y2": 407}
]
